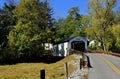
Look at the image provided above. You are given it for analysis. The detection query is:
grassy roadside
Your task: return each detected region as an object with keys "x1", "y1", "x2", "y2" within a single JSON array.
[{"x1": 0, "y1": 55, "x2": 76, "y2": 79}]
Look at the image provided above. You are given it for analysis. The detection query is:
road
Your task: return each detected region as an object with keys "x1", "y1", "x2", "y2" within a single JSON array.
[{"x1": 86, "y1": 53, "x2": 120, "y2": 79}]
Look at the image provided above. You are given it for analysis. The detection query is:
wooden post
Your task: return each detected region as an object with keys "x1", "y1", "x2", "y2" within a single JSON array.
[
  {"x1": 64, "y1": 62, "x2": 68, "y2": 79},
  {"x1": 80, "y1": 58, "x2": 82, "y2": 69},
  {"x1": 40, "y1": 69, "x2": 45, "y2": 79}
]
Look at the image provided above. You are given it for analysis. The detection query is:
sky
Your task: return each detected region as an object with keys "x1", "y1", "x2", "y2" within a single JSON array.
[
  {"x1": 49, "y1": 0, "x2": 88, "y2": 19},
  {"x1": 0, "y1": 0, "x2": 88, "y2": 19},
  {"x1": 0, "y1": 0, "x2": 120, "y2": 19}
]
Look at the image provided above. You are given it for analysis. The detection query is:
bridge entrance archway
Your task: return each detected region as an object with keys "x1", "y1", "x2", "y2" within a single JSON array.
[{"x1": 72, "y1": 41, "x2": 85, "y2": 52}]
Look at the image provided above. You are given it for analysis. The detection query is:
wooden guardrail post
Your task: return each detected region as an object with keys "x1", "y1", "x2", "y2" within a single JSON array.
[
  {"x1": 80, "y1": 58, "x2": 82, "y2": 69},
  {"x1": 86, "y1": 55, "x2": 92, "y2": 68},
  {"x1": 40, "y1": 69, "x2": 45, "y2": 79},
  {"x1": 64, "y1": 62, "x2": 68, "y2": 79}
]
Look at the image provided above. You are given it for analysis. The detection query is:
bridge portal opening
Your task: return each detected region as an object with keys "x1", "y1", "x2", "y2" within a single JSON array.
[{"x1": 72, "y1": 41, "x2": 85, "y2": 52}]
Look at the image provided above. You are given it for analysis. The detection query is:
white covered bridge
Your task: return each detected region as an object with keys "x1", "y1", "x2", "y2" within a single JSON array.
[{"x1": 53, "y1": 36, "x2": 89, "y2": 57}]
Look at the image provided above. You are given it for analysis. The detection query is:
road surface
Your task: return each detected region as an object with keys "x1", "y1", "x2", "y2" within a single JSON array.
[{"x1": 86, "y1": 53, "x2": 120, "y2": 79}]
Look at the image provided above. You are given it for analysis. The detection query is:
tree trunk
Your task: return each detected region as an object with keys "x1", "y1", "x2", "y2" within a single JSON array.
[{"x1": 101, "y1": 38, "x2": 107, "y2": 53}]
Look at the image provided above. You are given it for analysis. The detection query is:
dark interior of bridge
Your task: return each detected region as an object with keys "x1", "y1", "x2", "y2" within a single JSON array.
[{"x1": 72, "y1": 41, "x2": 85, "y2": 52}]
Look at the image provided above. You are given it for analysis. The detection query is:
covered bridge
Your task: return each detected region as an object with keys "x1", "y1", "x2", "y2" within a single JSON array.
[{"x1": 53, "y1": 36, "x2": 89, "y2": 56}]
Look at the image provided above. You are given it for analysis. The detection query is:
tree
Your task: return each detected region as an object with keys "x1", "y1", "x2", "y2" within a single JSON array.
[
  {"x1": 65, "y1": 7, "x2": 83, "y2": 37},
  {"x1": 0, "y1": 3, "x2": 16, "y2": 48},
  {"x1": 54, "y1": 18, "x2": 66, "y2": 41},
  {"x1": 111, "y1": 13, "x2": 120, "y2": 52},
  {"x1": 7, "y1": 0, "x2": 54, "y2": 59},
  {"x1": 115, "y1": 8, "x2": 120, "y2": 24},
  {"x1": 8, "y1": 21, "x2": 43, "y2": 59},
  {"x1": 112, "y1": 25, "x2": 120, "y2": 49},
  {"x1": 86, "y1": 0, "x2": 117, "y2": 51},
  {"x1": 54, "y1": 7, "x2": 85, "y2": 41}
]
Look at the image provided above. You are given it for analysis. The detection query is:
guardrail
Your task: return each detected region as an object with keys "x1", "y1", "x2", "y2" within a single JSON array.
[
  {"x1": 110, "y1": 52, "x2": 120, "y2": 57},
  {"x1": 64, "y1": 54, "x2": 89, "y2": 79},
  {"x1": 40, "y1": 69, "x2": 45, "y2": 79},
  {"x1": 40, "y1": 53, "x2": 92, "y2": 79},
  {"x1": 88, "y1": 50, "x2": 120, "y2": 57}
]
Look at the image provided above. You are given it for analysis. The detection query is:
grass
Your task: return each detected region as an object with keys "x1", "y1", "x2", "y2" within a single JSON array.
[{"x1": 0, "y1": 55, "x2": 76, "y2": 79}]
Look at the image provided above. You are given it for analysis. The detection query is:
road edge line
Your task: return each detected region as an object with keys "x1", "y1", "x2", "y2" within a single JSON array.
[{"x1": 99, "y1": 55, "x2": 120, "y2": 75}]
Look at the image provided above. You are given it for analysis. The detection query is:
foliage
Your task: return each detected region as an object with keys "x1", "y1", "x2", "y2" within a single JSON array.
[
  {"x1": 4, "y1": 0, "x2": 54, "y2": 62},
  {"x1": 1, "y1": 0, "x2": 120, "y2": 63},
  {"x1": 0, "y1": 3, "x2": 16, "y2": 48},
  {"x1": 8, "y1": 21, "x2": 42, "y2": 57},
  {"x1": 115, "y1": 8, "x2": 120, "y2": 24},
  {"x1": 86, "y1": 0, "x2": 117, "y2": 51},
  {"x1": 111, "y1": 24, "x2": 120, "y2": 51},
  {"x1": 54, "y1": 7, "x2": 86, "y2": 42}
]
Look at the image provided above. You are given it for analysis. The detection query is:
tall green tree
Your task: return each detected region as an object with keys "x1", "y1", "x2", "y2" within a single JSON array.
[
  {"x1": 111, "y1": 8, "x2": 120, "y2": 52},
  {"x1": 7, "y1": 0, "x2": 54, "y2": 59},
  {"x1": 86, "y1": 0, "x2": 117, "y2": 51},
  {"x1": 110, "y1": 24, "x2": 120, "y2": 52},
  {"x1": 115, "y1": 8, "x2": 120, "y2": 24},
  {"x1": 0, "y1": 3, "x2": 16, "y2": 48},
  {"x1": 54, "y1": 7, "x2": 85, "y2": 41},
  {"x1": 54, "y1": 18, "x2": 66, "y2": 41},
  {"x1": 65, "y1": 7, "x2": 83, "y2": 37}
]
